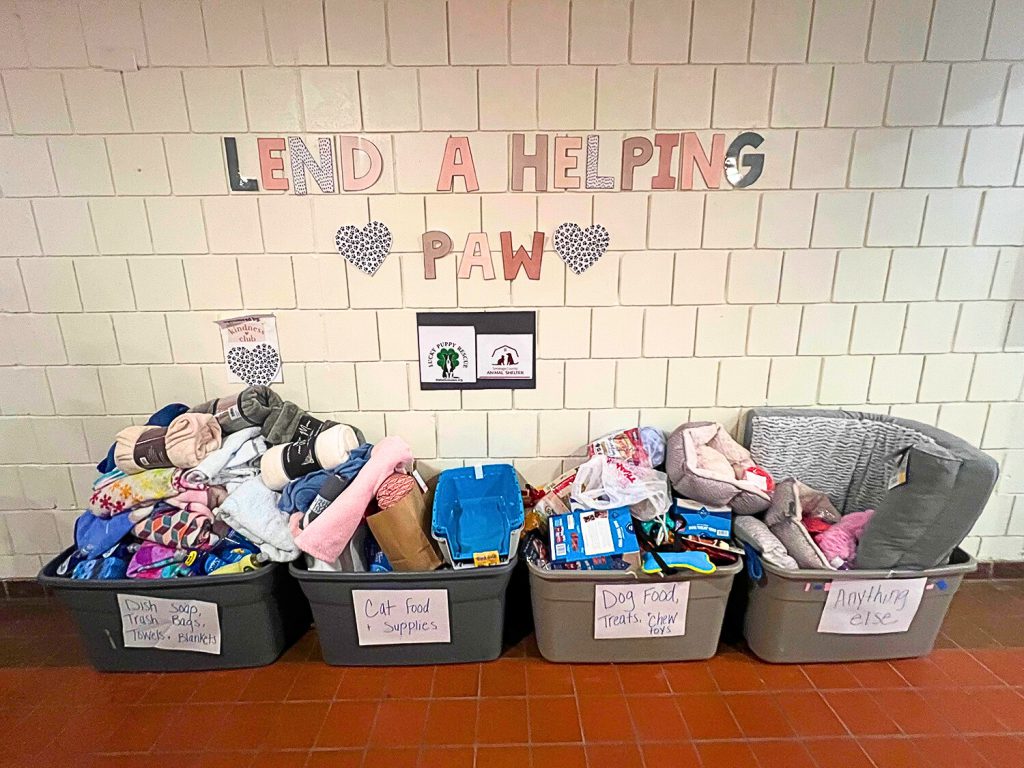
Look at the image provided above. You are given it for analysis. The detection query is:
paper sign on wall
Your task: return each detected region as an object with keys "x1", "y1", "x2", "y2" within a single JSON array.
[
  {"x1": 816, "y1": 578, "x2": 927, "y2": 635},
  {"x1": 117, "y1": 594, "x2": 221, "y2": 654},
  {"x1": 417, "y1": 311, "x2": 536, "y2": 390},
  {"x1": 216, "y1": 314, "x2": 283, "y2": 386},
  {"x1": 352, "y1": 588, "x2": 451, "y2": 646},
  {"x1": 593, "y1": 582, "x2": 690, "y2": 640}
]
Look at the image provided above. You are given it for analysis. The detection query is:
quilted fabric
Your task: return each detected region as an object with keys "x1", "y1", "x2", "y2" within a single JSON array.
[{"x1": 733, "y1": 515, "x2": 798, "y2": 570}]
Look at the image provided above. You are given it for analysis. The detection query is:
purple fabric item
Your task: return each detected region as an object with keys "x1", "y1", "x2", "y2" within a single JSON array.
[
  {"x1": 126, "y1": 542, "x2": 180, "y2": 579},
  {"x1": 815, "y1": 509, "x2": 876, "y2": 567}
]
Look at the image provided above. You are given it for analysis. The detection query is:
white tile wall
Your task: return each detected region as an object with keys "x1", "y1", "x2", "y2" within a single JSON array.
[{"x1": 0, "y1": 0, "x2": 1020, "y2": 572}]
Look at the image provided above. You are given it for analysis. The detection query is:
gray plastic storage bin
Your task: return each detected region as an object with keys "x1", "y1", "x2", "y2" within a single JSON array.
[
  {"x1": 290, "y1": 557, "x2": 515, "y2": 665},
  {"x1": 528, "y1": 558, "x2": 742, "y2": 663},
  {"x1": 39, "y1": 548, "x2": 312, "y2": 672},
  {"x1": 743, "y1": 548, "x2": 975, "y2": 663}
]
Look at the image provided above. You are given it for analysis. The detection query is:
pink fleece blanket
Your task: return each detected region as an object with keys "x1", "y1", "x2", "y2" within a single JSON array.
[{"x1": 290, "y1": 437, "x2": 413, "y2": 562}]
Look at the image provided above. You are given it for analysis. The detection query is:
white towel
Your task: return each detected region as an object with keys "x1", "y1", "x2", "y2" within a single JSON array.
[
  {"x1": 185, "y1": 427, "x2": 265, "y2": 488},
  {"x1": 215, "y1": 476, "x2": 299, "y2": 562}
]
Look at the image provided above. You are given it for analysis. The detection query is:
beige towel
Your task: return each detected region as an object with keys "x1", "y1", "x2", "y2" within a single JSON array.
[{"x1": 115, "y1": 413, "x2": 222, "y2": 474}]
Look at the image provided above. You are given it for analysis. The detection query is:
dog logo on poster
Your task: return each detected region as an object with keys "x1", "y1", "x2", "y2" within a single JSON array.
[{"x1": 490, "y1": 345, "x2": 519, "y2": 367}]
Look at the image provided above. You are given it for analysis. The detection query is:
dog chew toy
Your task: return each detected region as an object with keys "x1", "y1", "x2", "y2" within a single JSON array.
[{"x1": 641, "y1": 550, "x2": 717, "y2": 575}]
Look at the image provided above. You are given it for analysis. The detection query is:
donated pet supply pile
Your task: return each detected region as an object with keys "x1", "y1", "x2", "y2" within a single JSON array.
[
  {"x1": 42, "y1": 387, "x2": 998, "y2": 668},
  {"x1": 54, "y1": 384, "x2": 471, "y2": 582},
  {"x1": 521, "y1": 427, "x2": 744, "y2": 575}
]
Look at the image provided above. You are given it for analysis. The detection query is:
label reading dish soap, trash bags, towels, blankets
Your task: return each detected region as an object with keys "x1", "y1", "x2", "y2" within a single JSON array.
[
  {"x1": 117, "y1": 594, "x2": 221, "y2": 654},
  {"x1": 593, "y1": 583, "x2": 690, "y2": 640},
  {"x1": 353, "y1": 588, "x2": 452, "y2": 646},
  {"x1": 817, "y1": 577, "x2": 927, "y2": 634}
]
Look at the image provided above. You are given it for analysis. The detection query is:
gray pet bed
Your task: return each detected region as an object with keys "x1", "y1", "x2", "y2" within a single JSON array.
[{"x1": 742, "y1": 408, "x2": 998, "y2": 570}]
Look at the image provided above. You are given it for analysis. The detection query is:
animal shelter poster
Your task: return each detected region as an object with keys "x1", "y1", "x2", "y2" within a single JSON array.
[{"x1": 416, "y1": 311, "x2": 536, "y2": 390}]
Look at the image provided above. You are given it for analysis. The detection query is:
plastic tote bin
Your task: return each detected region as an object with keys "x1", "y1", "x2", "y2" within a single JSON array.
[
  {"x1": 528, "y1": 557, "x2": 743, "y2": 663},
  {"x1": 290, "y1": 556, "x2": 516, "y2": 665},
  {"x1": 39, "y1": 547, "x2": 312, "y2": 672},
  {"x1": 743, "y1": 548, "x2": 976, "y2": 663},
  {"x1": 432, "y1": 464, "x2": 525, "y2": 568}
]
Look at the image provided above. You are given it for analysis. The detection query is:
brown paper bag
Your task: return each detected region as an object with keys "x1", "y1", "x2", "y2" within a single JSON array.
[{"x1": 366, "y1": 483, "x2": 443, "y2": 572}]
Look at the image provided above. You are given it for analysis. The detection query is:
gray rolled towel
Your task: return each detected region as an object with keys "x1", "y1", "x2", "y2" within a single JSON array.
[
  {"x1": 191, "y1": 386, "x2": 364, "y2": 446},
  {"x1": 190, "y1": 386, "x2": 283, "y2": 435}
]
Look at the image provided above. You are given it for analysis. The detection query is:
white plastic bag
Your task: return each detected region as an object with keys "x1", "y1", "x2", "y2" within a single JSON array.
[{"x1": 570, "y1": 454, "x2": 671, "y2": 521}]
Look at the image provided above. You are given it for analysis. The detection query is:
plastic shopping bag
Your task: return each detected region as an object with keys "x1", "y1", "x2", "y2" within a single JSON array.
[{"x1": 570, "y1": 454, "x2": 671, "y2": 521}]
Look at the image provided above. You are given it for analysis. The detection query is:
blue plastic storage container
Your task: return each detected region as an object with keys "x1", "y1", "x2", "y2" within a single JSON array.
[{"x1": 431, "y1": 464, "x2": 524, "y2": 568}]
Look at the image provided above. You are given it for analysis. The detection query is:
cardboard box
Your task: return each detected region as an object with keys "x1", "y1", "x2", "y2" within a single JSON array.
[
  {"x1": 674, "y1": 499, "x2": 733, "y2": 540},
  {"x1": 549, "y1": 506, "x2": 639, "y2": 563}
]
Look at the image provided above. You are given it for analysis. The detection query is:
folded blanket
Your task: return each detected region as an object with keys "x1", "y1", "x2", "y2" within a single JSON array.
[
  {"x1": 280, "y1": 443, "x2": 373, "y2": 514},
  {"x1": 215, "y1": 477, "x2": 299, "y2": 562},
  {"x1": 162, "y1": 486, "x2": 228, "y2": 517},
  {"x1": 184, "y1": 426, "x2": 265, "y2": 487},
  {"x1": 133, "y1": 503, "x2": 228, "y2": 551},
  {"x1": 190, "y1": 385, "x2": 363, "y2": 446},
  {"x1": 260, "y1": 424, "x2": 361, "y2": 491},
  {"x1": 97, "y1": 403, "x2": 188, "y2": 474},
  {"x1": 291, "y1": 437, "x2": 413, "y2": 563},
  {"x1": 88, "y1": 467, "x2": 189, "y2": 518},
  {"x1": 114, "y1": 413, "x2": 222, "y2": 474},
  {"x1": 190, "y1": 386, "x2": 283, "y2": 434}
]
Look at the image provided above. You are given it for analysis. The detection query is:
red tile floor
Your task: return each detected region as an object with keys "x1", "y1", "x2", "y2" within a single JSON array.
[{"x1": 2, "y1": 579, "x2": 1024, "y2": 768}]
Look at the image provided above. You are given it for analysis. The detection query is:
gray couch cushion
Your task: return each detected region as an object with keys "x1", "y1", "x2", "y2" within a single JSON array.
[
  {"x1": 857, "y1": 441, "x2": 993, "y2": 569},
  {"x1": 744, "y1": 408, "x2": 998, "y2": 571}
]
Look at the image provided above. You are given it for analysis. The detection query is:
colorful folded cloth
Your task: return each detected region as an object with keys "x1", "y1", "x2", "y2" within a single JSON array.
[
  {"x1": 290, "y1": 437, "x2": 413, "y2": 563},
  {"x1": 132, "y1": 503, "x2": 228, "y2": 551},
  {"x1": 214, "y1": 477, "x2": 299, "y2": 562},
  {"x1": 96, "y1": 403, "x2": 189, "y2": 474},
  {"x1": 127, "y1": 542, "x2": 184, "y2": 579},
  {"x1": 114, "y1": 413, "x2": 223, "y2": 474},
  {"x1": 88, "y1": 467, "x2": 187, "y2": 518},
  {"x1": 279, "y1": 443, "x2": 373, "y2": 514}
]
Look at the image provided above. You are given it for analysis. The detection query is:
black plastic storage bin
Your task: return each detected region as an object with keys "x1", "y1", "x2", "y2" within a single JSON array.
[
  {"x1": 39, "y1": 548, "x2": 312, "y2": 672},
  {"x1": 290, "y1": 557, "x2": 515, "y2": 665}
]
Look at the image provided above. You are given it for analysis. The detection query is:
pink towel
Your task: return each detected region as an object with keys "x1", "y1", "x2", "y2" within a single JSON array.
[
  {"x1": 290, "y1": 437, "x2": 413, "y2": 562},
  {"x1": 815, "y1": 509, "x2": 875, "y2": 566}
]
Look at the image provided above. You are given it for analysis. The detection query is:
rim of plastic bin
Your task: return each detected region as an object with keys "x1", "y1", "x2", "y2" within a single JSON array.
[
  {"x1": 754, "y1": 547, "x2": 977, "y2": 581},
  {"x1": 526, "y1": 555, "x2": 743, "y2": 583},
  {"x1": 37, "y1": 546, "x2": 283, "y2": 591},
  {"x1": 288, "y1": 553, "x2": 518, "y2": 582}
]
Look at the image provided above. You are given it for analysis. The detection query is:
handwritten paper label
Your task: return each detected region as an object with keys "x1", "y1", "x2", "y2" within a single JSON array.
[
  {"x1": 117, "y1": 594, "x2": 221, "y2": 654},
  {"x1": 593, "y1": 582, "x2": 690, "y2": 640},
  {"x1": 817, "y1": 578, "x2": 926, "y2": 634},
  {"x1": 353, "y1": 589, "x2": 451, "y2": 646}
]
